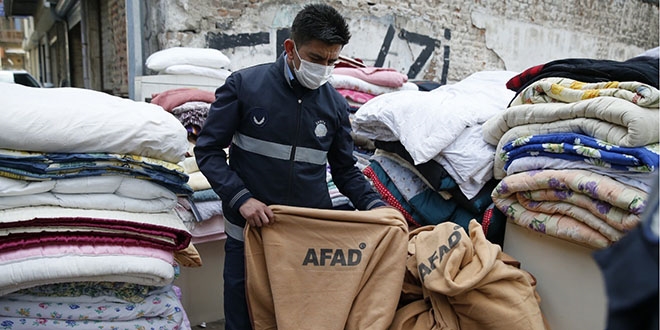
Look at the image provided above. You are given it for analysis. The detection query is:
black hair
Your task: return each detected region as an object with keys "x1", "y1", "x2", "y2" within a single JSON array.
[{"x1": 290, "y1": 3, "x2": 351, "y2": 46}]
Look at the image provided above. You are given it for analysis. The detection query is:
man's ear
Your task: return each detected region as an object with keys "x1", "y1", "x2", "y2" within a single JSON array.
[{"x1": 283, "y1": 39, "x2": 295, "y2": 58}]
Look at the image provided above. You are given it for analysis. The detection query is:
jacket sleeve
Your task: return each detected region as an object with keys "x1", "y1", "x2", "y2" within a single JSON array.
[
  {"x1": 194, "y1": 74, "x2": 253, "y2": 213},
  {"x1": 327, "y1": 102, "x2": 386, "y2": 210}
]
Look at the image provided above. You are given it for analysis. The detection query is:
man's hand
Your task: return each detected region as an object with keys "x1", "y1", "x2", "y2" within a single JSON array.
[{"x1": 239, "y1": 198, "x2": 275, "y2": 227}]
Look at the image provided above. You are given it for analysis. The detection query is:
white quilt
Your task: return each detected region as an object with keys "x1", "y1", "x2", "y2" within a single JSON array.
[
  {"x1": 352, "y1": 70, "x2": 517, "y2": 165},
  {"x1": 0, "y1": 175, "x2": 177, "y2": 212},
  {"x1": 351, "y1": 71, "x2": 516, "y2": 197},
  {"x1": 0, "y1": 84, "x2": 189, "y2": 163},
  {"x1": 0, "y1": 254, "x2": 175, "y2": 296},
  {"x1": 0, "y1": 206, "x2": 190, "y2": 232}
]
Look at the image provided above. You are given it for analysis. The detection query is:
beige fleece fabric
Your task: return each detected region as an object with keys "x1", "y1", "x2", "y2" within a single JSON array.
[
  {"x1": 390, "y1": 220, "x2": 548, "y2": 330},
  {"x1": 245, "y1": 205, "x2": 409, "y2": 330}
]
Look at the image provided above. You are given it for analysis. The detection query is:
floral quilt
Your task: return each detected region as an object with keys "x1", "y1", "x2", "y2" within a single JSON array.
[
  {"x1": 0, "y1": 284, "x2": 188, "y2": 329},
  {"x1": 491, "y1": 169, "x2": 648, "y2": 249},
  {"x1": 500, "y1": 133, "x2": 659, "y2": 173}
]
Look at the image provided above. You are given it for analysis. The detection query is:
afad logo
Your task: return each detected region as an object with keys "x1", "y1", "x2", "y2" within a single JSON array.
[
  {"x1": 418, "y1": 225, "x2": 463, "y2": 282},
  {"x1": 302, "y1": 242, "x2": 366, "y2": 266}
]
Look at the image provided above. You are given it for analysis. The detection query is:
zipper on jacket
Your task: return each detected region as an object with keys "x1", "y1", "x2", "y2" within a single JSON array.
[{"x1": 286, "y1": 98, "x2": 303, "y2": 203}]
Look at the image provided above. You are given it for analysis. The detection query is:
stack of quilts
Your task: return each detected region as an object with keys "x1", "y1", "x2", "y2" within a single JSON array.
[
  {"x1": 0, "y1": 83, "x2": 194, "y2": 329},
  {"x1": 483, "y1": 55, "x2": 660, "y2": 249}
]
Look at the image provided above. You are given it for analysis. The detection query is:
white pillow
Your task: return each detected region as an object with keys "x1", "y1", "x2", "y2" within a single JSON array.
[
  {"x1": 146, "y1": 47, "x2": 231, "y2": 71},
  {"x1": 162, "y1": 64, "x2": 231, "y2": 81}
]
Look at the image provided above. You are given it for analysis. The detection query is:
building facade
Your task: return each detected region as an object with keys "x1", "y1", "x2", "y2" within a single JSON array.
[{"x1": 3, "y1": 0, "x2": 659, "y2": 98}]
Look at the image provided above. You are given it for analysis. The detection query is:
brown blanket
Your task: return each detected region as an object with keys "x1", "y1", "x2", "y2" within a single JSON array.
[
  {"x1": 245, "y1": 205, "x2": 409, "y2": 330},
  {"x1": 390, "y1": 220, "x2": 548, "y2": 330}
]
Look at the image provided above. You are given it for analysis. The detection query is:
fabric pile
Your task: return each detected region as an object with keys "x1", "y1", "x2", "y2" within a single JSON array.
[
  {"x1": 327, "y1": 59, "x2": 420, "y2": 209},
  {"x1": 149, "y1": 86, "x2": 226, "y2": 244},
  {"x1": 175, "y1": 141, "x2": 226, "y2": 244},
  {"x1": 0, "y1": 83, "x2": 194, "y2": 329},
  {"x1": 244, "y1": 206, "x2": 550, "y2": 330},
  {"x1": 145, "y1": 46, "x2": 232, "y2": 81},
  {"x1": 330, "y1": 62, "x2": 418, "y2": 113},
  {"x1": 350, "y1": 70, "x2": 520, "y2": 244},
  {"x1": 150, "y1": 87, "x2": 217, "y2": 139},
  {"x1": 390, "y1": 220, "x2": 548, "y2": 330},
  {"x1": 483, "y1": 54, "x2": 660, "y2": 249}
]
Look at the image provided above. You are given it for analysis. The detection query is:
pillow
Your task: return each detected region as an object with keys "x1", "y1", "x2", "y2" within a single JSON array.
[
  {"x1": 146, "y1": 47, "x2": 230, "y2": 71},
  {"x1": 162, "y1": 64, "x2": 231, "y2": 80}
]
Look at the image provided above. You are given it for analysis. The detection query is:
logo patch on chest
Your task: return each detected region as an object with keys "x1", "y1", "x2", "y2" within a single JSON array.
[
  {"x1": 314, "y1": 120, "x2": 328, "y2": 138},
  {"x1": 250, "y1": 108, "x2": 268, "y2": 127}
]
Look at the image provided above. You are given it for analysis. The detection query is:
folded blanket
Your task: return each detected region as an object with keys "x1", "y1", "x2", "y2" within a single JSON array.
[
  {"x1": 0, "y1": 149, "x2": 191, "y2": 195},
  {"x1": 333, "y1": 66, "x2": 408, "y2": 88},
  {"x1": 510, "y1": 77, "x2": 659, "y2": 108},
  {"x1": 162, "y1": 64, "x2": 231, "y2": 80},
  {"x1": 501, "y1": 133, "x2": 660, "y2": 173},
  {"x1": 151, "y1": 87, "x2": 216, "y2": 112},
  {"x1": 0, "y1": 284, "x2": 186, "y2": 328},
  {"x1": 484, "y1": 97, "x2": 659, "y2": 148},
  {"x1": 491, "y1": 169, "x2": 648, "y2": 248},
  {"x1": 0, "y1": 206, "x2": 191, "y2": 251},
  {"x1": 506, "y1": 155, "x2": 658, "y2": 193},
  {"x1": 0, "y1": 244, "x2": 173, "y2": 265},
  {"x1": 13, "y1": 281, "x2": 159, "y2": 304},
  {"x1": 506, "y1": 57, "x2": 659, "y2": 94},
  {"x1": 0, "y1": 175, "x2": 177, "y2": 212},
  {"x1": 335, "y1": 88, "x2": 376, "y2": 104},
  {"x1": 0, "y1": 254, "x2": 176, "y2": 296},
  {"x1": 329, "y1": 74, "x2": 418, "y2": 96}
]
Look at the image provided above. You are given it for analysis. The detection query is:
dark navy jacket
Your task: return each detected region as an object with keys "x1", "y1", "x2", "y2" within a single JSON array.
[{"x1": 195, "y1": 53, "x2": 385, "y2": 235}]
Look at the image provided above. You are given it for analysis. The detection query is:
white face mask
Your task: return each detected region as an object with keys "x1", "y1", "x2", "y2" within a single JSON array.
[{"x1": 293, "y1": 43, "x2": 334, "y2": 89}]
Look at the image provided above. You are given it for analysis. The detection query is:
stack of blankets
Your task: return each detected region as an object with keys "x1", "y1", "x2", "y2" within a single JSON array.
[
  {"x1": 350, "y1": 70, "x2": 520, "y2": 245},
  {"x1": 484, "y1": 55, "x2": 660, "y2": 249},
  {"x1": 329, "y1": 62, "x2": 418, "y2": 112},
  {"x1": 150, "y1": 87, "x2": 226, "y2": 244},
  {"x1": 0, "y1": 83, "x2": 195, "y2": 329},
  {"x1": 151, "y1": 87, "x2": 217, "y2": 140}
]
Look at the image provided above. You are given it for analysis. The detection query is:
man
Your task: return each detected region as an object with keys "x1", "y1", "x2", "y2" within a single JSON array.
[{"x1": 195, "y1": 4, "x2": 387, "y2": 329}]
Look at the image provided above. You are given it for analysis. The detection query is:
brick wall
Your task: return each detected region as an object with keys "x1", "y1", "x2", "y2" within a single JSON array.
[
  {"x1": 144, "y1": 0, "x2": 659, "y2": 82},
  {"x1": 101, "y1": 0, "x2": 128, "y2": 96}
]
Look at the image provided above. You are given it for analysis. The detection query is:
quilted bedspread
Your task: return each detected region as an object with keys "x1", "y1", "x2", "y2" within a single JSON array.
[
  {"x1": 491, "y1": 169, "x2": 649, "y2": 249},
  {"x1": 0, "y1": 206, "x2": 191, "y2": 296},
  {"x1": 500, "y1": 133, "x2": 659, "y2": 173},
  {"x1": 484, "y1": 78, "x2": 660, "y2": 179},
  {"x1": 0, "y1": 284, "x2": 187, "y2": 329}
]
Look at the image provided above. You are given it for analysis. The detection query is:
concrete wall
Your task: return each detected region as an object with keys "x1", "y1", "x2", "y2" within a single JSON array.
[{"x1": 144, "y1": 0, "x2": 659, "y2": 84}]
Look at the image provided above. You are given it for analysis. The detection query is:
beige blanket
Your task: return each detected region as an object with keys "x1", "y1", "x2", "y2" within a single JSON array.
[
  {"x1": 389, "y1": 220, "x2": 547, "y2": 330},
  {"x1": 245, "y1": 205, "x2": 408, "y2": 330}
]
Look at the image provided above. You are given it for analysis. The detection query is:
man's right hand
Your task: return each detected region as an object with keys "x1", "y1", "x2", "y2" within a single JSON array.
[{"x1": 239, "y1": 198, "x2": 275, "y2": 227}]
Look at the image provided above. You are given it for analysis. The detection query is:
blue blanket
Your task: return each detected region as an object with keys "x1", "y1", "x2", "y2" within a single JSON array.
[{"x1": 502, "y1": 133, "x2": 660, "y2": 172}]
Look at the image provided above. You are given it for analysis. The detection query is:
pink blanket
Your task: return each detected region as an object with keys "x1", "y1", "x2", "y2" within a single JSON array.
[
  {"x1": 335, "y1": 88, "x2": 376, "y2": 104},
  {"x1": 151, "y1": 87, "x2": 216, "y2": 112},
  {"x1": 0, "y1": 243, "x2": 173, "y2": 264},
  {"x1": 333, "y1": 67, "x2": 408, "y2": 88}
]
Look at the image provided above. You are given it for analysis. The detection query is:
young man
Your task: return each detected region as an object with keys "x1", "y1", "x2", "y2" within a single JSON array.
[{"x1": 194, "y1": 4, "x2": 387, "y2": 329}]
